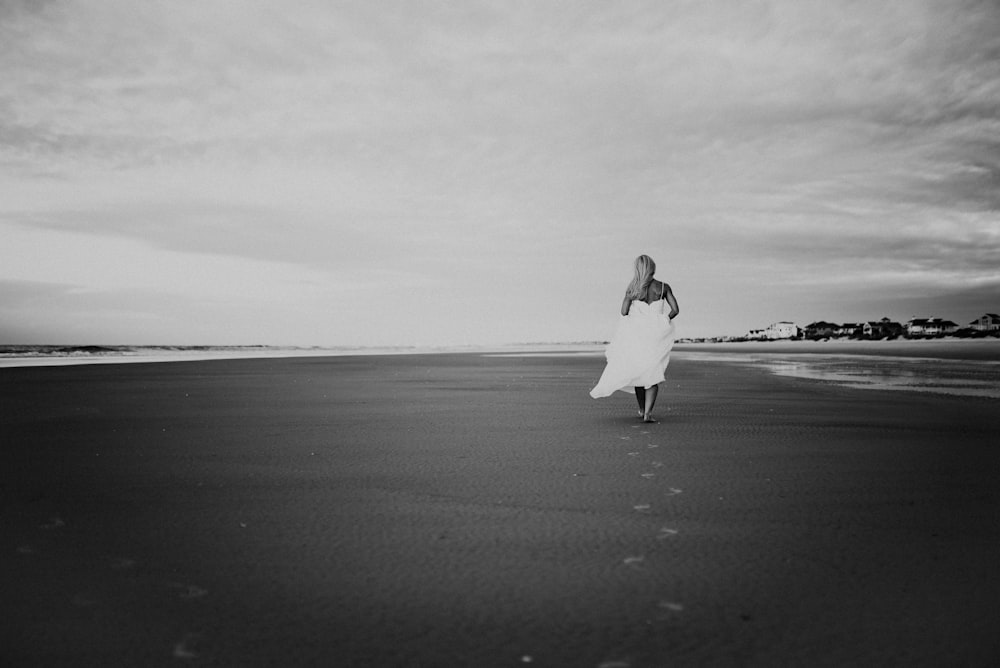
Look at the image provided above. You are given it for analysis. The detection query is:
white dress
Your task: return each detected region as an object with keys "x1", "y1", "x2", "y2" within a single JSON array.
[{"x1": 590, "y1": 297, "x2": 676, "y2": 398}]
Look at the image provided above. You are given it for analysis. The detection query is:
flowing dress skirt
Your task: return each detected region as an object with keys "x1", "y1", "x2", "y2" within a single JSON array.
[{"x1": 590, "y1": 300, "x2": 676, "y2": 398}]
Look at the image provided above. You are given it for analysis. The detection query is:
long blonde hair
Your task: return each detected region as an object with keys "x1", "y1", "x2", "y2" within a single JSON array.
[{"x1": 625, "y1": 254, "x2": 656, "y2": 301}]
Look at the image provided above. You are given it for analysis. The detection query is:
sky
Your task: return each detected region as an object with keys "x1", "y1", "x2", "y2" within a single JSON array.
[{"x1": 2, "y1": 0, "x2": 999, "y2": 346}]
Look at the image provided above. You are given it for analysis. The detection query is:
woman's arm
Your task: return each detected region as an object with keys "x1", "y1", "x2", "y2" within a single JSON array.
[{"x1": 664, "y1": 284, "x2": 680, "y2": 320}]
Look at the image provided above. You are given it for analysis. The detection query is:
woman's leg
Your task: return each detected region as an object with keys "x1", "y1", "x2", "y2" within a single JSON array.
[
  {"x1": 643, "y1": 384, "x2": 659, "y2": 422},
  {"x1": 634, "y1": 387, "x2": 646, "y2": 417}
]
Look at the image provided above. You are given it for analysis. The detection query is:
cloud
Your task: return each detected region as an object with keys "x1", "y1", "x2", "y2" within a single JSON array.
[{"x1": 1, "y1": 0, "x2": 998, "y2": 343}]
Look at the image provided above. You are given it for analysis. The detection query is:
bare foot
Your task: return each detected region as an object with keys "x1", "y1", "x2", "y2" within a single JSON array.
[{"x1": 643, "y1": 414, "x2": 657, "y2": 423}]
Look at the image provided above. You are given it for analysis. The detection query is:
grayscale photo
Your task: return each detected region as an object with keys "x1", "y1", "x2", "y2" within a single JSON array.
[{"x1": 2, "y1": 1, "x2": 998, "y2": 666}]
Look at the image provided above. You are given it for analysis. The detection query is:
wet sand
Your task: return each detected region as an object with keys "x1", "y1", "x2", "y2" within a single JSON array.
[
  {"x1": 2, "y1": 353, "x2": 998, "y2": 666},
  {"x1": 676, "y1": 337, "x2": 1000, "y2": 361}
]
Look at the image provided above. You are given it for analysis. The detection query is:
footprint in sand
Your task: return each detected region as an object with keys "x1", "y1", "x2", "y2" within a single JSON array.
[
  {"x1": 658, "y1": 601, "x2": 684, "y2": 612},
  {"x1": 16, "y1": 545, "x2": 35, "y2": 555},
  {"x1": 657, "y1": 528, "x2": 679, "y2": 539},
  {"x1": 641, "y1": 472, "x2": 655, "y2": 479},
  {"x1": 623, "y1": 556, "x2": 645, "y2": 570},
  {"x1": 40, "y1": 516, "x2": 65, "y2": 529},
  {"x1": 647, "y1": 443, "x2": 659, "y2": 449},
  {"x1": 173, "y1": 633, "x2": 200, "y2": 660},
  {"x1": 619, "y1": 436, "x2": 631, "y2": 441},
  {"x1": 627, "y1": 451, "x2": 640, "y2": 457},
  {"x1": 665, "y1": 487, "x2": 682, "y2": 496},
  {"x1": 633, "y1": 504, "x2": 651, "y2": 512},
  {"x1": 651, "y1": 461, "x2": 664, "y2": 468}
]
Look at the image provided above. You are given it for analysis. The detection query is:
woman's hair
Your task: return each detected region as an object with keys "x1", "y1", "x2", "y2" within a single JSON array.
[{"x1": 625, "y1": 254, "x2": 656, "y2": 301}]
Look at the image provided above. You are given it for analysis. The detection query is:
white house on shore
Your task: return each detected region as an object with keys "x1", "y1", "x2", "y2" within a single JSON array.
[
  {"x1": 765, "y1": 322, "x2": 798, "y2": 339},
  {"x1": 745, "y1": 322, "x2": 798, "y2": 340},
  {"x1": 970, "y1": 313, "x2": 1000, "y2": 332},
  {"x1": 906, "y1": 317, "x2": 959, "y2": 336}
]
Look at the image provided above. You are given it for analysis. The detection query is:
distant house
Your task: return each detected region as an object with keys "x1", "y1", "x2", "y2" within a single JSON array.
[
  {"x1": 765, "y1": 322, "x2": 798, "y2": 340},
  {"x1": 862, "y1": 317, "x2": 904, "y2": 339},
  {"x1": 802, "y1": 321, "x2": 839, "y2": 339},
  {"x1": 906, "y1": 317, "x2": 959, "y2": 337},
  {"x1": 837, "y1": 323, "x2": 862, "y2": 337},
  {"x1": 747, "y1": 328, "x2": 767, "y2": 340},
  {"x1": 969, "y1": 313, "x2": 1000, "y2": 332}
]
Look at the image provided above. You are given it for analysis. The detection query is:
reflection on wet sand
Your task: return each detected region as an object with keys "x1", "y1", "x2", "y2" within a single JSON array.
[{"x1": 676, "y1": 352, "x2": 1000, "y2": 399}]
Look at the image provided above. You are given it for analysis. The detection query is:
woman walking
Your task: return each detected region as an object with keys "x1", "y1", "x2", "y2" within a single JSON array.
[{"x1": 590, "y1": 254, "x2": 679, "y2": 422}]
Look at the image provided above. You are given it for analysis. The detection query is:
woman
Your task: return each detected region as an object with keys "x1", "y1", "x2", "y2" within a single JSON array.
[{"x1": 590, "y1": 254, "x2": 680, "y2": 422}]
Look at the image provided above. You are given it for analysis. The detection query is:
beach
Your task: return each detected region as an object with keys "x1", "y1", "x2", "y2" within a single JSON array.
[{"x1": 2, "y1": 351, "x2": 998, "y2": 666}]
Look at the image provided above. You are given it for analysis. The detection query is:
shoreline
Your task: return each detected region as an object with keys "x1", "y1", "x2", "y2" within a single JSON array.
[
  {"x1": 2, "y1": 337, "x2": 999, "y2": 368},
  {"x1": 0, "y1": 343, "x2": 606, "y2": 369}
]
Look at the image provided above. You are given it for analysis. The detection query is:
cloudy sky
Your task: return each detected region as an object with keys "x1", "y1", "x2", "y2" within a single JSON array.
[{"x1": 2, "y1": 0, "x2": 998, "y2": 346}]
